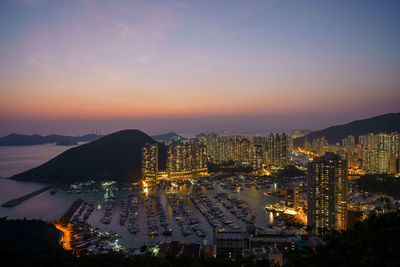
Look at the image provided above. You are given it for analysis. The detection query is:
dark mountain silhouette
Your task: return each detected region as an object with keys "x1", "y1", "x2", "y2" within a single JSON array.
[
  {"x1": 151, "y1": 132, "x2": 187, "y2": 142},
  {"x1": 0, "y1": 132, "x2": 186, "y2": 146},
  {"x1": 0, "y1": 133, "x2": 102, "y2": 146},
  {"x1": 293, "y1": 112, "x2": 400, "y2": 146},
  {"x1": 11, "y1": 130, "x2": 166, "y2": 183}
]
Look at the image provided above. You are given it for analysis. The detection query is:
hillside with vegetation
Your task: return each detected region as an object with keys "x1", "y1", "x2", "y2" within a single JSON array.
[
  {"x1": 293, "y1": 112, "x2": 400, "y2": 146},
  {"x1": 10, "y1": 130, "x2": 166, "y2": 183},
  {"x1": 285, "y1": 211, "x2": 400, "y2": 266}
]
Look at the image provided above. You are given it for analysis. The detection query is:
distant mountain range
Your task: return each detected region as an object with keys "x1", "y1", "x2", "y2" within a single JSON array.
[
  {"x1": 7, "y1": 113, "x2": 400, "y2": 183},
  {"x1": 11, "y1": 130, "x2": 166, "y2": 183},
  {"x1": 0, "y1": 133, "x2": 102, "y2": 146},
  {"x1": 293, "y1": 112, "x2": 400, "y2": 146},
  {"x1": 0, "y1": 132, "x2": 186, "y2": 146}
]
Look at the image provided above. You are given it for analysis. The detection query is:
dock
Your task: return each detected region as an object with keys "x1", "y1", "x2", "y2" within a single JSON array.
[
  {"x1": 1, "y1": 183, "x2": 59, "y2": 208},
  {"x1": 58, "y1": 198, "x2": 85, "y2": 225}
]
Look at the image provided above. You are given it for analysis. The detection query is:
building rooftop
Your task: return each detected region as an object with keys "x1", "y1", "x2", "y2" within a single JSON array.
[{"x1": 216, "y1": 231, "x2": 249, "y2": 240}]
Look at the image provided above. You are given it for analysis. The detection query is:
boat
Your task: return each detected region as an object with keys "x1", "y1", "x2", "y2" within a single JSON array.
[
  {"x1": 196, "y1": 231, "x2": 206, "y2": 237},
  {"x1": 163, "y1": 228, "x2": 172, "y2": 236},
  {"x1": 101, "y1": 217, "x2": 112, "y2": 224},
  {"x1": 128, "y1": 226, "x2": 140, "y2": 234},
  {"x1": 50, "y1": 189, "x2": 58, "y2": 195},
  {"x1": 148, "y1": 231, "x2": 159, "y2": 236},
  {"x1": 265, "y1": 203, "x2": 285, "y2": 213}
]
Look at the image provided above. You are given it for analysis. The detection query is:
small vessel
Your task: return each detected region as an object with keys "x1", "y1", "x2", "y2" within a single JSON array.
[
  {"x1": 196, "y1": 231, "x2": 206, "y2": 237},
  {"x1": 50, "y1": 189, "x2": 58, "y2": 195},
  {"x1": 128, "y1": 225, "x2": 140, "y2": 234},
  {"x1": 101, "y1": 216, "x2": 112, "y2": 224},
  {"x1": 163, "y1": 228, "x2": 172, "y2": 236}
]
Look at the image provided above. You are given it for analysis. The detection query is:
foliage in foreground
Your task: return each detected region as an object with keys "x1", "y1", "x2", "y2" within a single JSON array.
[
  {"x1": 285, "y1": 211, "x2": 400, "y2": 267},
  {"x1": 0, "y1": 250, "x2": 272, "y2": 267},
  {"x1": 2, "y1": 212, "x2": 400, "y2": 266}
]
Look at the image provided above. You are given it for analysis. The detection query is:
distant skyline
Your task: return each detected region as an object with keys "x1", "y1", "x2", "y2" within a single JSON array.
[{"x1": 1, "y1": 0, "x2": 399, "y2": 136}]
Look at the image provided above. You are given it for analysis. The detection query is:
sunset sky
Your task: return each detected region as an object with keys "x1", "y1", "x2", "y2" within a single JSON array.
[{"x1": 0, "y1": 0, "x2": 399, "y2": 136}]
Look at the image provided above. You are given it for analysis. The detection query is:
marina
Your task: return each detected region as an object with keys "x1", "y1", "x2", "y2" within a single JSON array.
[{"x1": 0, "y1": 176, "x2": 299, "y2": 250}]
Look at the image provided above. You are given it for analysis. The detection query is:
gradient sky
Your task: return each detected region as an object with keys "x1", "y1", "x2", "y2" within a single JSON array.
[{"x1": 0, "y1": 0, "x2": 399, "y2": 136}]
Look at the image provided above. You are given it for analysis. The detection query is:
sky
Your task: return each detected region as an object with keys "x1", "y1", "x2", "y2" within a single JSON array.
[{"x1": 0, "y1": 0, "x2": 399, "y2": 137}]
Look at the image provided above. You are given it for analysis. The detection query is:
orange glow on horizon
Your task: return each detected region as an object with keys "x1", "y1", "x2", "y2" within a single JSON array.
[{"x1": 0, "y1": 92, "x2": 346, "y2": 120}]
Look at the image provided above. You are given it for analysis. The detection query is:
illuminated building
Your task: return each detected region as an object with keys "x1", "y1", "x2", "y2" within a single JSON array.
[
  {"x1": 362, "y1": 149, "x2": 389, "y2": 174},
  {"x1": 389, "y1": 157, "x2": 400, "y2": 176},
  {"x1": 267, "y1": 133, "x2": 288, "y2": 169},
  {"x1": 286, "y1": 186, "x2": 300, "y2": 209},
  {"x1": 251, "y1": 136, "x2": 267, "y2": 150},
  {"x1": 301, "y1": 132, "x2": 400, "y2": 175},
  {"x1": 166, "y1": 142, "x2": 207, "y2": 178},
  {"x1": 225, "y1": 136, "x2": 252, "y2": 163},
  {"x1": 196, "y1": 133, "x2": 226, "y2": 163},
  {"x1": 359, "y1": 133, "x2": 400, "y2": 174},
  {"x1": 252, "y1": 144, "x2": 264, "y2": 170},
  {"x1": 196, "y1": 134, "x2": 266, "y2": 169},
  {"x1": 342, "y1": 135, "x2": 355, "y2": 146},
  {"x1": 307, "y1": 153, "x2": 348, "y2": 234},
  {"x1": 291, "y1": 129, "x2": 312, "y2": 139},
  {"x1": 303, "y1": 137, "x2": 311, "y2": 151},
  {"x1": 311, "y1": 136, "x2": 328, "y2": 155},
  {"x1": 291, "y1": 130, "x2": 312, "y2": 154},
  {"x1": 141, "y1": 143, "x2": 158, "y2": 180}
]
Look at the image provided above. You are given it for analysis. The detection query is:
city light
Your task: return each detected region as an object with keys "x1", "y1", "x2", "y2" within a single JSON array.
[{"x1": 54, "y1": 222, "x2": 73, "y2": 251}]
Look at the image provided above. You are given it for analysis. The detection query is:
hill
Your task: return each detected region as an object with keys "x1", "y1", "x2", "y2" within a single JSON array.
[
  {"x1": 286, "y1": 211, "x2": 400, "y2": 267},
  {"x1": 0, "y1": 218, "x2": 61, "y2": 255},
  {"x1": 293, "y1": 112, "x2": 400, "y2": 146},
  {"x1": 10, "y1": 130, "x2": 166, "y2": 183},
  {"x1": 0, "y1": 133, "x2": 102, "y2": 146}
]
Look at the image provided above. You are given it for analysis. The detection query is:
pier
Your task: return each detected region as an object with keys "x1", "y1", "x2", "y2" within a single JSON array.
[
  {"x1": 58, "y1": 198, "x2": 85, "y2": 225},
  {"x1": 1, "y1": 183, "x2": 59, "y2": 208}
]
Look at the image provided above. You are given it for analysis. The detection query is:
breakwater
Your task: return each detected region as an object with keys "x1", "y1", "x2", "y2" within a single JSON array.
[
  {"x1": 58, "y1": 198, "x2": 85, "y2": 225},
  {"x1": 1, "y1": 183, "x2": 59, "y2": 207}
]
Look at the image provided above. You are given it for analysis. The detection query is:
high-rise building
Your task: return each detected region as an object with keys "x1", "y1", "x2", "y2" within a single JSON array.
[
  {"x1": 342, "y1": 135, "x2": 355, "y2": 146},
  {"x1": 307, "y1": 152, "x2": 348, "y2": 234},
  {"x1": 267, "y1": 133, "x2": 288, "y2": 168},
  {"x1": 166, "y1": 142, "x2": 207, "y2": 178},
  {"x1": 286, "y1": 185, "x2": 300, "y2": 209},
  {"x1": 359, "y1": 133, "x2": 400, "y2": 174},
  {"x1": 196, "y1": 134, "x2": 266, "y2": 169},
  {"x1": 141, "y1": 143, "x2": 158, "y2": 180},
  {"x1": 303, "y1": 137, "x2": 311, "y2": 151},
  {"x1": 225, "y1": 136, "x2": 252, "y2": 163},
  {"x1": 195, "y1": 133, "x2": 226, "y2": 163},
  {"x1": 252, "y1": 144, "x2": 264, "y2": 170},
  {"x1": 362, "y1": 149, "x2": 390, "y2": 174},
  {"x1": 311, "y1": 136, "x2": 328, "y2": 155}
]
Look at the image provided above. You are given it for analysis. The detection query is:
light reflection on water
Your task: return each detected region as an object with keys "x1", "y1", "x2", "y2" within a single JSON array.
[{"x1": 0, "y1": 179, "x2": 279, "y2": 248}]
